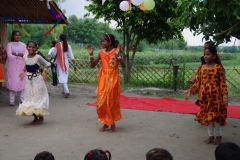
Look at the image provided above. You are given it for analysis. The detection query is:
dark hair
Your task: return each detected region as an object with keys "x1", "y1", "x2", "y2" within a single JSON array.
[
  {"x1": 11, "y1": 30, "x2": 20, "y2": 42},
  {"x1": 34, "y1": 151, "x2": 55, "y2": 160},
  {"x1": 146, "y1": 148, "x2": 173, "y2": 160},
  {"x1": 200, "y1": 56, "x2": 206, "y2": 65},
  {"x1": 51, "y1": 40, "x2": 57, "y2": 47},
  {"x1": 84, "y1": 149, "x2": 111, "y2": 160},
  {"x1": 27, "y1": 40, "x2": 38, "y2": 48},
  {"x1": 204, "y1": 41, "x2": 214, "y2": 46},
  {"x1": 103, "y1": 34, "x2": 117, "y2": 48},
  {"x1": 59, "y1": 34, "x2": 68, "y2": 52},
  {"x1": 215, "y1": 142, "x2": 240, "y2": 160},
  {"x1": 204, "y1": 46, "x2": 222, "y2": 65}
]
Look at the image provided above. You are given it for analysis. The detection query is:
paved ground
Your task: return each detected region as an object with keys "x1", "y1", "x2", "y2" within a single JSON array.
[{"x1": 0, "y1": 83, "x2": 240, "y2": 160}]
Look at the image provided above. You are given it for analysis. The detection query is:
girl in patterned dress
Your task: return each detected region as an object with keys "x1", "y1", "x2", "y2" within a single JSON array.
[
  {"x1": 184, "y1": 46, "x2": 228, "y2": 145},
  {"x1": 87, "y1": 34, "x2": 125, "y2": 132},
  {"x1": 16, "y1": 41, "x2": 50, "y2": 124}
]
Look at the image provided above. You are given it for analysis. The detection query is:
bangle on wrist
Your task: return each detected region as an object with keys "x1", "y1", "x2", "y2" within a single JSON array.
[
  {"x1": 15, "y1": 52, "x2": 18, "y2": 56},
  {"x1": 117, "y1": 53, "x2": 121, "y2": 59}
]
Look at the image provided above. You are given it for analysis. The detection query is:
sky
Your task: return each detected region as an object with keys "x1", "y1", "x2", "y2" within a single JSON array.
[{"x1": 60, "y1": 0, "x2": 240, "y2": 46}]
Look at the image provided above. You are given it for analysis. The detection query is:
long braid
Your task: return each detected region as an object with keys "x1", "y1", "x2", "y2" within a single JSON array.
[{"x1": 60, "y1": 34, "x2": 68, "y2": 52}]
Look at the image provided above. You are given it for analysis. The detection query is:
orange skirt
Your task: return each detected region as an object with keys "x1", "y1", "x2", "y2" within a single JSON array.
[{"x1": 0, "y1": 64, "x2": 5, "y2": 82}]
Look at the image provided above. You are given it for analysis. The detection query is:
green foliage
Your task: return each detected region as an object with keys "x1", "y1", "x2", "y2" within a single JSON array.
[
  {"x1": 7, "y1": 23, "x2": 61, "y2": 47},
  {"x1": 40, "y1": 44, "x2": 49, "y2": 50},
  {"x1": 132, "y1": 51, "x2": 235, "y2": 66},
  {"x1": 63, "y1": 16, "x2": 114, "y2": 48},
  {"x1": 174, "y1": 0, "x2": 240, "y2": 44}
]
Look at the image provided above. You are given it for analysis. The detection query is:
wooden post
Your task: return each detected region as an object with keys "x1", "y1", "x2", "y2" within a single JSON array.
[
  {"x1": 182, "y1": 63, "x2": 185, "y2": 88},
  {"x1": 173, "y1": 65, "x2": 179, "y2": 91}
]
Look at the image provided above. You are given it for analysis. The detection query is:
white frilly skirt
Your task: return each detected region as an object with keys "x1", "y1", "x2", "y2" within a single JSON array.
[{"x1": 16, "y1": 74, "x2": 49, "y2": 117}]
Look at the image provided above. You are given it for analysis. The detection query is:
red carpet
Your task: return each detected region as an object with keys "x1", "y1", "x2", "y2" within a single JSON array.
[{"x1": 86, "y1": 95, "x2": 240, "y2": 119}]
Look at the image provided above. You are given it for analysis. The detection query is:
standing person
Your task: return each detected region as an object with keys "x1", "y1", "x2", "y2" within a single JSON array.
[
  {"x1": 184, "y1": 46, "x2": 228, "y2": 145},
  {"x1": 0, "y1": 64, "x2": 4, "y2": 94},
  {"x1": 16, "y1": 41, "x2": 50, "y2": 124},
  {"x1": 6, "y1": 30, "x2": 28, "y2": 106},
  {"x1": 0, "y1": 44, "x2": 6, "y2": 94},
  {"x1": 48, "y1": 41, "x2": 58, "y2": 86},
  {"x1": 51, "y1": 34, "x2": 77, "y2": 98},
  {"x1": 87, "y1": 33, "x2": 126, "y2": 132}
]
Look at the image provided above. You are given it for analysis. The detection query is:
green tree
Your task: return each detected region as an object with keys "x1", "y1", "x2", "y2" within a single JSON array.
[
  {"x1": 63, "y1": 16, "x2": 113, "y2": 48},
  {"x1": 173, "y1": 0, "x2": 240, "y2": 45},
  {"x1": 85, "y1": 0, "x2": 183, "y2": 82}
]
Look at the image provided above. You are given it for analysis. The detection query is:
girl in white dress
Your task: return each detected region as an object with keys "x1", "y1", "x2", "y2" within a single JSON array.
[
  {"x1": 51, "y1": 34, "x2": 77, "y2": 98},
  {"x1": 16, "y1": 41, "x2": 50, "y2": 124}
]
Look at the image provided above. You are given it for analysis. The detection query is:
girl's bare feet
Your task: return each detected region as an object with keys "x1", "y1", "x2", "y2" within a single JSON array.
[
  {"x1": 214, "y1": 136, "x2": 222, "y2": 145},
  {"x1": 205, "y1": 136, "x2": 215, "y2": 144},
  {"x1": 99, "y1": 124, "x2": 108, "y2": 132},
  {"x1": 29, "y1": 119, "x2": 38, "y2": 124},
  {"x1": 110, "y1": 124, "x2": 116, "y2": 132},
  {"x1": 29, "y1": 114, "x2": 38, "y2": 124},
  {"x1": 36, "y1": 116, "x2": 44, "y2": 124}
]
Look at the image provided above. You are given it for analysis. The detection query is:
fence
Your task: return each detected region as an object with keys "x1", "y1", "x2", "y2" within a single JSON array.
[{"x1": 46, "y1": 59, "x2": 240, "y2": 95}]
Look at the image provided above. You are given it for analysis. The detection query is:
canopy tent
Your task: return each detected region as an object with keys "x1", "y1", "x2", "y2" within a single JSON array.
[{"x1": 0, "y1": 0, "x2": 69, "y2": 47}]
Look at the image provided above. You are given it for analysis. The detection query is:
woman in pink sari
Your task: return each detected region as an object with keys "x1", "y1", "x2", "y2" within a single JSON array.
[{"x1": 6, "y1": 30, "x2": 28, "y2": 106}]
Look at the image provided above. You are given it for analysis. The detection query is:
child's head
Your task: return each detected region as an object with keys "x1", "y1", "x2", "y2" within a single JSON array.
[
  {"x1": 51, "y1": 40, "x2": 57, "y2": 47},
  {"x1": 34, "y1": 151, "x2": 55, "y2": 160},
  {"x1": 101, "y1": 34, "x2": 117, "y2": 49},
  {"x1": 146, "y1": 148, "x2": 173, "y2": 160},
  {"x1": 60, "y1": 34, "x2": 67, "y2": 42},
  {"x1": 11, "y1": 30, "x2": 21, "y2": 42},
  {"x1": 27, "y1": 40, "x2": 38, "y2": 55},
  {"x1": 204, "y1": 46, "x2": 221, "y2": 64},
  {"x1": 204, "y1": 41, "x2": 214, "y2": 49},
  {"x1": 215, "y1": 142, "x2": 240, "y2": 160},
  {"x1": 84, "y1": 149, "x2": 111, "y2": 160}
]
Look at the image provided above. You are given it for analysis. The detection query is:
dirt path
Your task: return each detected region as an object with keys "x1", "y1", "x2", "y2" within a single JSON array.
[{"x1": 0, "y1": 83, "x2": 240, "y2": 160}]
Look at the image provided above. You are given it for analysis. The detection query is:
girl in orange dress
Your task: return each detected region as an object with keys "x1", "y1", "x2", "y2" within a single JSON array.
[
  {"x1": 0, "y1": 44, "x2": 5, "y2": 94},
  {"x1": 87, "y1": 34, "x2": 125, "y2": 132},
  {"x1": 184, "y1": 46, "x2": 228, "y2": 145},
  {"x1": 0, "y1": 64, "x2": 4, "y2": 94}
]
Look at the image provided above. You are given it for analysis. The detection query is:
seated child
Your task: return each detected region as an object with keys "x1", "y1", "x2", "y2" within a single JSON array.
[
  {"x1": 215, "y1": 142, "x2": 240, "y2": 160},
  {"x1": 34, "y1": 151, "x2": 55, "y2": 160},
  {"x1": 146, "y1": 148, "x2": 173, "y2": 160},
  {"x1": 84, "y1": 149, "x2": 111, "y2": 160}
]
